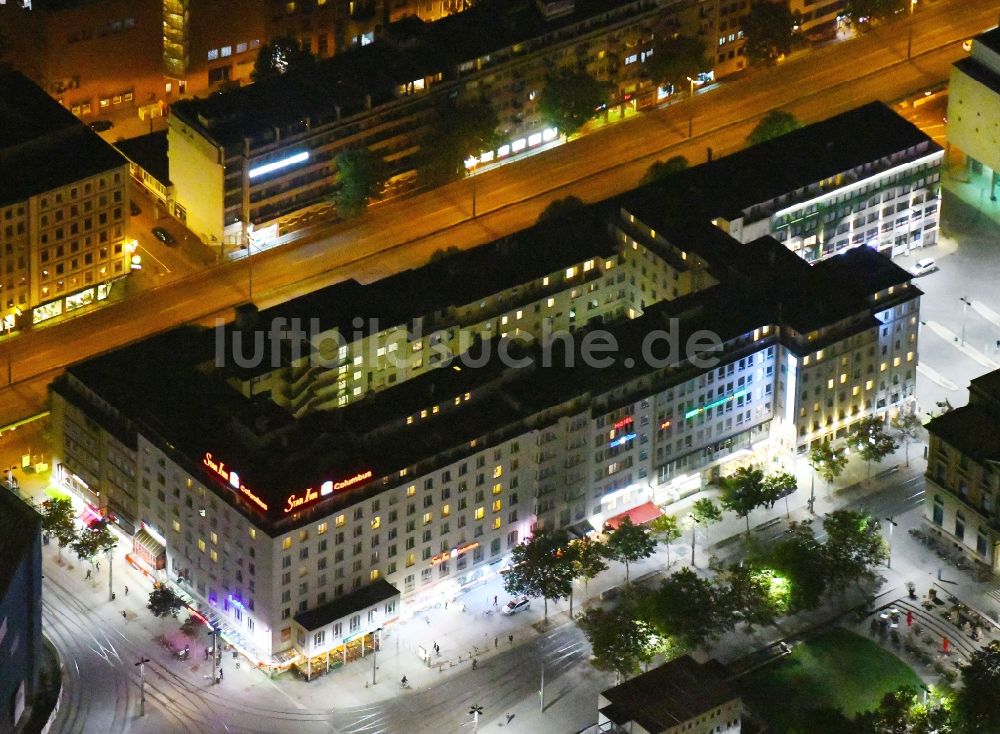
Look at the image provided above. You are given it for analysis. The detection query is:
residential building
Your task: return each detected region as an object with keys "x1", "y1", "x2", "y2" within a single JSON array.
[
  {"x1": 0, "y1": 489, "x2": 44, "y2": 733},
  {"x1": 113, "y1": 132, "x2": 176, "y2": 218},
  {"x1": 681, "y1": 0, "x2": 748, "y2": 78},
  {"x1": 597, "y1": 655, "x2": 741, "y2": 733},
  {"x1": 924, "y1": 370, "x2": 1000, "y2": 573},
  {"x1": 51, "y1": 103, "x2": 921, "y2": 669},
  {"x1": 788, "y1": 0, "x2": 845, "y2": 38},
  {"x1": 0, "y1": 69, "x2": 131, "y2": 326},
  {"x1": 167, "y1": 0, "x2": 697, "y2": 246},
  {"x1": 947, "y1": 26, "x2": 1000, "y2": 201},
  {"x1": 687, "y1": 102, "x2": 943, "y2": 262}
]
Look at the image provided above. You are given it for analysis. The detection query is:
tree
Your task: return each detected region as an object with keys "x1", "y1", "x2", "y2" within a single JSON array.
[
  {"x1": 721, "y1": 562, "x2": 789, "y2": 630},
  {"x1": 645, "y1": 36, "x2": 708, "y2": 91},
  {"x1": 844, "y1": 0, "x2": 907, "y2": 25},
  {"x1": 251, "y1": 37, "x2": 316, "y2": 83},
  {"x1": 762, "y1": 470, "x2": 797, "y2": 518},
  {"x1": 808, "y1": 440, "x2": 847, "y2": 505},
  {"x1": 891, "y1": 412, "x2": 922, "y2": 468},
  {"x1": 742, "y1": 1, "x2": 796, "y2": 65},
  {"x1": 640, "y1": 156, "x2": 689, "y2": 186},
  {"x1": 721, "y1": 466, "x2": 768, "y2": 536},
  {"x1": 537, "y1": 195, "x2": 585, "y2": 223},
  {"x1": 418, "y1": 100, "x2": 500, "y2": 185},
  {"x1": 333, "y1": 148, "x2": 390, "y2": 218},
  {"x1": 71, "y1": 521, "x2": 118, "y2": 565},
  {"x1": 822, "y1": 510, "x2": 887, "y2": 591},
  {"x1": 39, "y1": 497, "x2": 77, "y2": 559},
  {"x1": 848, "y1": 416, "x2": 899, "y2": 483},
  {"x1": 746, "y1": 110, "x2": 802, "y2": 146},
  {"x1": 762, "y1": 520, "x2": 829, "y2": 611},
  {"x1": 502, "y1": 529, "x2": 575, "y2": 621},
  {"x1": 855, "y1": 686, "x2": 954, "y2": 734},
  {"x1": 569, "y1": 537, "x2": 609, "y2": 617},
  {"x1": 147, "y1": 585, "x2": 185, "y2": 619},
  {"x1": 606, "y1": 516, "x2": 657, "y2": 590},
  {"x1": 577, "y1": 605, "x2": 660, "y2": 684},
  {"x1": 537, "y1": 71, "x2": 611, "y2": 137},
  {"x1": 953, "y1": 642, "x2": 1000, "y2": 734},
  {"x1": 649, "y1": 514, "x2": 682, "y2": 568},
  {"x1": 689, "y1": 498, "x2": 722, "y2": 565},
  {"x1": 642, "y1": 568, "x2": 732, "y2": 650}
]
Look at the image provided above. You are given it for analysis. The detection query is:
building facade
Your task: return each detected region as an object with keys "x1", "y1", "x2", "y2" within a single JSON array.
[
  {"x1": 947, "y1": 26, "x2": 1000, "y2": 202},
  {"x1": 0, "y1": 70, "x2": 131, "y2": 327},
  {"x1": 924, "y1": 371, "x2": 1000, "y2": 573}
]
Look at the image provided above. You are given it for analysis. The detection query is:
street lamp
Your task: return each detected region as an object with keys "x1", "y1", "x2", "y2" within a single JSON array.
[
  {"x1": 371, "y1": 626, "x2": 382, "y2": 686},
  {"x1": 135, "y1": 656, "x2": 150, "y2": 716},
  {"x1": 884, "y1": 516, "x2": 898, "y2": 569},
  {"x1": 906, "y1": 0, "x2": 918, "y2": 60},
  {"x1": 3, "y1": 309, "x2": 20, "y2": 385},
  {"x1": 468, "y1": 705, "x2": 483, "y2": 733},
  {"x1": 686, "y1": 76, "x2": 699, "y2": 139},
  {"x1": 960, "y1": 296, "x2": 971, "y2": 346}
]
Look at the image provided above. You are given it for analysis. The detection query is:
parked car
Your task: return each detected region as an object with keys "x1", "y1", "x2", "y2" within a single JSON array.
[
  {"x1": 130, "y1": 201, "x2": 141, "y2": 216},
  {"x1": 500, "y1": 596, "x2": 531, "y2": 615},
  {"x1": 88, "y1": 119, "x2": 114, "y2": 132},
  {"x1": 909, "y1": 258, "x2": 938, "y2": 277},
  {"x1": 151, "y1": 227, "x2": 176, "y2": 245}
]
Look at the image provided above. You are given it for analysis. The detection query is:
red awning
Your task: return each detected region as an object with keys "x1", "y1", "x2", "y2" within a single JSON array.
[{"x1": 604, "y1": 501, "x2": 663, "y2": 530}]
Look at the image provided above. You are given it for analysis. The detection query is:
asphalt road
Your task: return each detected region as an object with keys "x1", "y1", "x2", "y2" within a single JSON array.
[{"x1": 1, "y1": 0, "x2": 995, "y2": 426}]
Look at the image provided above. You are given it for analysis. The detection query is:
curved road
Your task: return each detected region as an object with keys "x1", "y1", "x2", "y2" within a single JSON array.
[{"x1": 2, "y1": 0, "x2": 993, "y2": 425}]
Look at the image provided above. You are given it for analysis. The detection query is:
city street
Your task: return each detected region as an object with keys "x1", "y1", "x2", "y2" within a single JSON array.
[{"x1": 1, "y1": 0, "x2": 996, "y2": 426}]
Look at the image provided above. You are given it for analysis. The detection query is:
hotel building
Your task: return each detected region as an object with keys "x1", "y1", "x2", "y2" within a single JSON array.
[
  {"x1": 0, "y1": 69, "x2": 131, "y2": 327},
  {"x1": 51, "y1": 137, "x2": 919, "y2": 669}
]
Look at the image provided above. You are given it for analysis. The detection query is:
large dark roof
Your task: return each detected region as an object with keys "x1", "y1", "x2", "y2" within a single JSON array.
[
  {"x1": 114, "y1": 132, "x2": 170, "y2": 187},
  {"x1": 637, "y1": 102, "x2": 936, "y2": 220},
  {"x1": 926, "y1": 405, "x2": 1000, "y2": 465},
  {"x1": 600, "y1": 656, "x2": 738, "y2": 732},
  {"x1": 0, "y1": 69, "x2": 127, "y2": 206},
  {"x1": 954, "y1": 56, "x2": 1000, "y2": 96},
  {"x1": 974, "y1": 26, "x2": 1000, "y2": 56},
  {"x1": 0, "y1": 490, "x2": 41, "y2": 590},
  {"x1": 295, "y1": 579, "x2": 399, "y2": 631}
]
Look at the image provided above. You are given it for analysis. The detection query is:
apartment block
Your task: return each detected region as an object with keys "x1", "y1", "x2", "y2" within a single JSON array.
[
  {"x1": 0, "y1": 69, "x2": 131, "y2": 327},
  {"x1": 924, "y1": 370, "x2": 1000, "y2": 573}
]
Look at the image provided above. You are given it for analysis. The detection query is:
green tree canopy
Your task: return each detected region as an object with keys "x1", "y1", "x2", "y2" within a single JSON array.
[
  {"x1": 577, "y1": 604, "x2": 661, "y2": 684},
  {"x1": 71, "y1": 521, "x2": 118, "y2": 564},
  {"x1": 890, "y1": 412, "x2": 922, "y2": 467},
  {"x1": 642, "y1": 567, "x2": 732, "y2": 650},
  {"x1": 567, "y1": 536, "x2": 609, "y2": 617},
  {"x1": 640, "y1": 156, "x2": 689, "y2": 186},
  {"x1": 721, "y1": 562, "x2": 789, "y2": 630},
  {"x1": 333, "y1": 148, "x2": 390, "y2": 218},
  {"x1": 822, "y1": 509, "x2": 887, "y2": 591},
  {"x1": 844, "y1": 0, "x2": 907, "y2": 24},
  {"x1": 649, "y1": 513, "x2": 682, "y2": 567},
  {"x1": 742, "y1": 1, "x2": 796, "y2": 65},
  {"x1": 148, "y1": 585, "x2": 186, "y2": 619},
  {"x1": 606, "y1": 516, "x2": 657, "y2": 588},
  {"x1": 689, "y1": 498, "x2": 723, "y2": 565},
  {"x1": 418, "y1": 100, "x2": 500, "y2": 185},
  {"x1": 538, "y1": 71, "x2": 611, "y2": 137},
  {"x1": 854, "y1": 685, "x2": 954, "y2": 733},
  {"x1": 39, "y1": 497, "x2": 77, "y2": 558},
  {"x1": 848, "y1": 416, "x2": 899, "y2": 481},
  {"x1": 251, "y1": 37, "x2": 316, "y2": 83},
  {"x1": 760, "y1": 520, "x2": 829, "y2": 611},
  {"x1": 502, "y1": 529, "x2": 575, "y2": 620},
  {"x1": 809, "y1": 440, "x2": 848, "y2": 485},
  {"x1": 645, "y1": 36, "x2": 708, "y2": 90},
  {"x1": 537, "y1": 195, "x2": 586, "y2": 223},
  {"x1": 762, "y1": 470, "x2": 797, "y2": 516},
  {"x1": 721, "y1": 466, "x2": 768, "y2": 536},
  {"x1": 953, "y1": 642, "x2": 1000, "y2": 733},
  {"x1": 746, "y1": 110, "x2": 803, "y2": 146}
]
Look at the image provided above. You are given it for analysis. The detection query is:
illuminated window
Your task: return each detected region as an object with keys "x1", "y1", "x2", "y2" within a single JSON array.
[
  {"x1": 423, "y1": 512, "x2": 432, "y2": 525},
  {"x1": 516, "y1": 310, "x2": 523, "y2": 319},
  {"x1": 906, "y1": 351, "x2": 914, "y2": 362},
  {"x1": 432, "y1": 405, "x2": 440, "y2": 414},
  {"x1": 492, "y1": 499, "x2": 502, "y2": 512},
  {"x1": 407, "y1": 485, "x2": 416, "y2": 497},
  {"x1": 827, "y1": 379, "x2": 834, "y2": 389},
  {"x1": 542, "y1": 276, "x2": 549, "y2": 286},
  {"x1": 370, "y1": 569, "x2": 380, "y2": 581},
  {"x1": 353, "y1": 355, "x2": 363, "y2": 365},
  {"x1": 210, "y1": 549, "x2": 218, "y2": 563},
  {"x1": 880, "y1": 362, "x2": 888, "y2": 372},
  {"x1": 493, "y1": 517, "x2": 502, "y2": 530},
  {"x1": 865, "y1": 380, "x2": 874, "y2": 390},
  {"x1": 407, "y1": 416, "x2": 414, "y2": 425},
  {"x1": 547, "y1": 298, "x2": 555, "y2": 308},
  {"x1": 248, "y1": 528, "x2": 256, "y2": 540},
  {"x1": 336, "y1": 514, "x2": 346, "y2": 527},
  {"x1": 207, "y1": 49, "x2": 219, "y2": 61},
  {"x1": 442, "y1": 504, "x2": 451, "y2": 517},
  {"x1": 893, "y1": 357, "x2": 901, "y2": 367},
  {"x1": 198, "y1": 539, "x2": 206, "y2": 552},
  {"x1": 584, "y1": 259, "x2": 594, "y2": 272},
  {"x1": 852, "y1": 386, "x2": 861, "y2": 396},
  {"x1": 492, "y1": 483, "x2": 502, "y2": 495},
  {"x1": 282, "y1": 537, "x2": 292, "y2": 549},
  {"x1": 493, "y1": 466, "x2": 503, "y2": 479},
  {"x1": 172, "y1": 520, "x2": 181, "y2": 533},
  {"x1": 464, "y1": 392, "x2": 471, "y2": 401},
  {"x1": 406, "y1": 553, "x2": 415, "y2": 567},
  {"x1": 474, "y1": 507, "x2": 485, "y2": 521},
  {"x1": 565, "y1": 266, "x2": 577, "y2": 278},
  {"x1": 317, "y1": 522, "x2": 328, "y2": 535},
  {"x1": 221, "y1": 46, "x2": 232, "y2": 57},
  {"x1": 839, "y1": 373, "x2": 847, "y2": 384},
  {"x1": 420, "y1": 409, "x2": 428, "y2": 418},
  {"x1": 371, "y1": 516, "x2": 381, "y2": 530},
  {"x1": 210, "y1": 531, "x2": 218, "y2": 545},
  {"x1": 299, "y1": 529, "x2": 308, "y2": 542}
]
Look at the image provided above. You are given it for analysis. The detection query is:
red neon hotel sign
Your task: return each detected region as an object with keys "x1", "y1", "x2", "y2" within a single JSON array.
[
  {"x1": 203, "y1": 453, "x2": 269, "y2": 512},
  {"x1": 284, "y1": 470, "x2": 374, "y2": 514}
]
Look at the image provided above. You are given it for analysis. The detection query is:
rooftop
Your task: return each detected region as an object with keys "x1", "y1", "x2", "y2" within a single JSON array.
[
  {"x1": 0, "y1": 69, "x2": 127, "y2": 206},
  {"x1": 0, "y1": 489, "x2": 41, "y2": 590},
  {"x1": 926, "y1": 405, "x2": 1000, "y2": 465},
  {"x1": 974, "y1": 26, "x2": 1000, "y2": 57},
  {"x1": 954, "y1": 56, "x2": 1000, "y2": 97},
  {"x1": 114, "y1": 131, "x2": 170, "y2": 187},
  {"x1": 600, "y1": 655, "x2": 738, "y2": 732},
  {"x1": 295, "y1": 578, "x2": 399, "y2": 631}
]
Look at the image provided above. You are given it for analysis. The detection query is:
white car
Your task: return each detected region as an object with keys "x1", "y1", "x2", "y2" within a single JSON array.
[
  {"x1": 501, "y1": 596, "x2": 531, "y2": 615},
  {"x1": 910, "y1": 258, "x2": 938, "y2": 277}
]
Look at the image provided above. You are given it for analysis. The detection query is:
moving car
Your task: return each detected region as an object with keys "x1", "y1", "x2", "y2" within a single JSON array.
[
  {"x1": 501, "y1": 596, "x2": 531, "y2": 615},
  {"x1": 88, "y1": 119, "x2": 114, "y2": 132},
  {"x1": 151, "y1": 227, "x2": 176, "y2": 245},
  {"x1": 909, "y1": 258, "x2": 938, "y2": 277}
]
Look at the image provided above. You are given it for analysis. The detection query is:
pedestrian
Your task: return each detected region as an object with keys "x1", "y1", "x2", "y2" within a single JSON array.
[
  {"x1": 444, "y1": 601, "x2": 448, "y2": 610},
  {"x1": 472, "y1": 658, "x2": 478, "y2": 670},
  {"x1": 96, "y1": 561, "x2": 100, "y2": 571},
  {"x1": 433, "y1": 641, "x2": 438, "y2": 652},
  {"x1": 121, "y1": 611, "x2": 127, "y2": 620},
  {"x1": 493, "y1": 595, "x2": 498, "y2": 606},
  {"x1": 219, "y1": 668, "x2": 224, "y2": 680},
  {"x1": 204, "y1": 648, "x2": 209, "y2": 661},
  {"x1": 494, "y1": 636, "x2": 498, "y2": 649},
  {"x1": 85, "y1": 569, "x2": 92, "y2": 580},
  {"x1": 111, "y1": 592, "x2": 116, "y2": 601},
  {"x1": 508, "y1": 634, "x2": 513, "y2": 646},
  {"x1": 124, "y1": 585, "x2": 129, "y2": 596}
]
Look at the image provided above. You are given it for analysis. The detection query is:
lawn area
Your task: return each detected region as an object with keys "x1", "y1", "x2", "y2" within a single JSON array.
[{"x1": 737, "y1": 628, "x2": 923, "y2": 732}]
